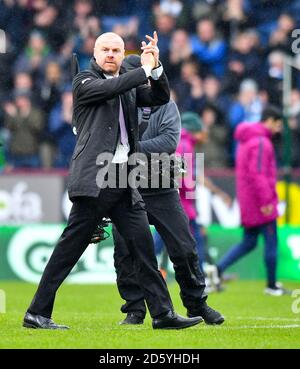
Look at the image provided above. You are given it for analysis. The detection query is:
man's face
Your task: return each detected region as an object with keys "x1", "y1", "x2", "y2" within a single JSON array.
[
  {"x1": 197, "y1": 20, "x2": 215, "y2": 43},
  {"x1": 272, "y1": 119, "x2": 283, "y2": 135},
  {"x1": 267, "y1": 118, "x2": 283, "y2": 135},
  {"x1": 94, "y1": 36, "x2": 125, "y2": 75},
  {"x1": 16, "y1": 96, "x2": 31, "y2": 110}
]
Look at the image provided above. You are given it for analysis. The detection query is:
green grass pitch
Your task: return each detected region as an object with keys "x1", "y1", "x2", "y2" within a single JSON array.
[{"x1": 0, "y1": 281, "x2": 300, "y2": 349}]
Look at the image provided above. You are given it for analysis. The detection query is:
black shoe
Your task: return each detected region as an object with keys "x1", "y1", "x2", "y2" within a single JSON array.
[
  {"x1": 119, "y1": 312, "x2": 144, "y2": 325},
  {"x1": 23, "y1": 312, "x2": 69, "y2": 330},
  {"x1": 188, "y1": 302, "x2": 225, "y2": 325},
  {"x1": 152, "y1": 311, "x2": 203, "y2": 330}
]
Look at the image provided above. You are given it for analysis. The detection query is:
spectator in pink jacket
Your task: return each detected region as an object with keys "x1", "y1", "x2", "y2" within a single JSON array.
[
  {"x1": 217, "y1": 106, "x2": 289, "y2": 296},
  {"x1": 176, "y1": 112, "x2": 207, "y2": 271},
  {"x1": 154, "y1": 112, "x2": 207, "y2": 270}
]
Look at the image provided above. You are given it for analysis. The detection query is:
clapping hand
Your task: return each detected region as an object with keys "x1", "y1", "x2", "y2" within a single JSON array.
[
  {"x1": 141, "y1": 31, "x2": 160, "y2": 69},
  {"x1": 3, "y1": 102, "x2": 17, "y2": 117}
]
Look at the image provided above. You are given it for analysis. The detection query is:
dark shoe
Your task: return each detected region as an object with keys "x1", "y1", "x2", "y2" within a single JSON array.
[
  {"x1": 23, "y1": 312, "x2": 69, "y2": 330},
  {"x1": 152, "y1": 311, "x2": 203, "y2": 330},
  {"x1": 188, "y1": 302, "x2": 225, "y2": 325},
  {"x1": 119, "y1": 312, "x2": 144, "y2": 325}
]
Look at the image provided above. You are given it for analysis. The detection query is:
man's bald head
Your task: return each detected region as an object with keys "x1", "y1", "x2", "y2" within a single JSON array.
[
  {"x1": 94, "y1": 32, "x2": 125, "y2": 75},
  {"x1": 95, "y1": 32, "x2": 125, "y2": 49}
]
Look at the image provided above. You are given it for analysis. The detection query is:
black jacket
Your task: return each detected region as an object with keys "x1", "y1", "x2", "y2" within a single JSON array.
[{"x1": 68, "y1": 58, "x2": 170, "y2": 201}]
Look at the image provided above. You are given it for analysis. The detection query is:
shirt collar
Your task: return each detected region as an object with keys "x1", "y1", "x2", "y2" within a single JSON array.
[{"x1": 104, "y1": 73, "x2": 119, "y2": 79}]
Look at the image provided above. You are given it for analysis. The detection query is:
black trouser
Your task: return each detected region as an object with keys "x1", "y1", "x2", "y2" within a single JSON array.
[
  {"x1": 113, "y1": 190, "x2": 207, "y2": 318},
  {"x1": 28, "y1": 188, "x2": 173, "y2": 319}
]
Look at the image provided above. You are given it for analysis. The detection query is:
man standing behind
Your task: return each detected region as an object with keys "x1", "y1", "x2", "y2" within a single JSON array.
[
  {"x1": 108, "y1": 56, "x2": 224, "y2": 326},
  {"x1": 217, "y1": 106, "x2": 288, "y2": 295},
  {"x1": 23, "y1": 32, "x2": 202, "y2": 330}
]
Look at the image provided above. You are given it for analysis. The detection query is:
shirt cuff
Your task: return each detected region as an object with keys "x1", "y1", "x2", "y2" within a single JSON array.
[
  {"x1": 151, "y1": 63, "x2": 163, "y2": 80},
  {"x1": 141, "y1": 65, "x2": 152, "y2": 78}
]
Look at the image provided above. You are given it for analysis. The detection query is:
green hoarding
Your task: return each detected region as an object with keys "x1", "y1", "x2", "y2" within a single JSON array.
[{"x1": 0, "y1": 225, "x2": 299, "y2": 282}]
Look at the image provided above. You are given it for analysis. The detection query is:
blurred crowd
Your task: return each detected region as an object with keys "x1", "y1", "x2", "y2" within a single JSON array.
[{"x1": 1, "y1": 0, "x2": 300, "y2": 170}]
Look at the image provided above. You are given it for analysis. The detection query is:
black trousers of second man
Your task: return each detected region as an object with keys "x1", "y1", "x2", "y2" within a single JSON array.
[{"x1": 113, "y1": 189, "x2": 207, "y2": 319}]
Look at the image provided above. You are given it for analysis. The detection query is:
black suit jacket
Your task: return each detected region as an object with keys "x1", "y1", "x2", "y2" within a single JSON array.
[{"x1": 68, "y1": 58, "x2": 170, "y2": 201}]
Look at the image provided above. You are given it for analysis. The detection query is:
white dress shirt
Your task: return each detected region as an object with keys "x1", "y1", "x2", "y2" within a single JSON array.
[{"x1": 105, "y1": 64, "x2": 164, "y2": 163}]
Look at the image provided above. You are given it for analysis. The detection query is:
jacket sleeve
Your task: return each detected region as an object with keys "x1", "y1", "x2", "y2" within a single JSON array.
[
  {"x1": 138, "y1": 101, "x2": 180, "y2": 156},
  {"x1": 73, "y1": 68, "x2": 148, "y2": 105},
  {"x1": 4, "y1": 114, "x2": 17, "y2": 131},
  {"x1": 28, "y1": 109, "x2": 44, "y2": 133},
  {"x1": 247, "y1": 137, "x2": 275, "y2": 207},
  {"x1": 229, "y1": 103, "x2": 244, "y2": 129},
  {"x1": 136, "y1": 71, "x2": 170, "y2": 107}
]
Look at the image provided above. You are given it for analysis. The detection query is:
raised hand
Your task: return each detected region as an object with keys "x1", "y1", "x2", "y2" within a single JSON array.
[
  {"x1": 141, "y1": 31, "x2": 159, "y2": 68},
  {"x1": 141, "y1": 48, "x2": 156, "y2": 70}
]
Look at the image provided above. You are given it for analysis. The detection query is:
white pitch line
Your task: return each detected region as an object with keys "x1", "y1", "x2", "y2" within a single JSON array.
[
  {"x1": 222, "y1": 324, "x2": 300, "y2": 330},
  {"x1": 71, "y1": 324, "x2": 300, "y2": 332},
  {"x1": 235, "y1": 317, "x2": 300, "y2": 322}
]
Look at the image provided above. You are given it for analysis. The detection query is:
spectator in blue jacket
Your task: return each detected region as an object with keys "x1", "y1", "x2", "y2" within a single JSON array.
[
  {"x1": 228, "y1": 79, "x2": 264, "y2": 162},
  {"x1": 190, "y1": 18, "x2": 227, "y2": 77}
]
